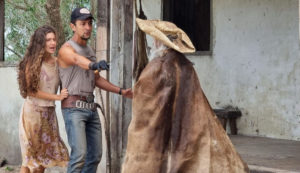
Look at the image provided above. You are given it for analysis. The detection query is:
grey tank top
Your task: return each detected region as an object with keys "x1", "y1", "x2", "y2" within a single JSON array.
[{"x1": 59, "y1": 40, "x2": 96, "y2": 96}]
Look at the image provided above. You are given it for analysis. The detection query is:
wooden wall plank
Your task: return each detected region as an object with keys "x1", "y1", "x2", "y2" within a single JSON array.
[
  {"x1": 109, "y1": 0, "x2": 133, "y2": 172},
  {"x1": 96, "y1": 0, "x2": 111, "y2": 172},
  {"x1": 0, "y1": 0, "x2": 4, "y2": 61}
]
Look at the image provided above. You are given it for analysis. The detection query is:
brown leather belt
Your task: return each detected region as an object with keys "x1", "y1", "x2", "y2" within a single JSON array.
[{"x1": 62, "y1": 95, "x2": 97, "y2": 110}]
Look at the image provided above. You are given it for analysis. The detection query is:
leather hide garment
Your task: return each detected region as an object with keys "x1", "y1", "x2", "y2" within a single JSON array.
[{"x1": 122, "y1": 49, "x2": 249, "y2": 173}]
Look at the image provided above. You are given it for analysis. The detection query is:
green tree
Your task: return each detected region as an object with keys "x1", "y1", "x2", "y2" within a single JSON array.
[{"x1": 4, "y1": 0, "x2": 96, "y2": 62}]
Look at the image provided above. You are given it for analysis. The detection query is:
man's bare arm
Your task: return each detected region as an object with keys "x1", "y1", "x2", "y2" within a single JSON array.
[
  {"x1": 58, "y1": 44, "x2": 91, "y2": 69},
  {"x1": 95, "y1": 73, "x2": 120, "y2": 93},
  {"x1": 95, "y1": 73, "x2": 133, "y2": 98}
]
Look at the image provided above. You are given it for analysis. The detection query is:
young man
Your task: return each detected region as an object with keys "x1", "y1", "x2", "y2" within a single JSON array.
[{"x1": 58, "y1": 7, "x2": 132, "y2": 173}]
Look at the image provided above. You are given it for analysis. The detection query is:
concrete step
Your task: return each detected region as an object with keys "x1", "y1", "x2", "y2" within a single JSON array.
[
  {"x1": 231, "y1": 135, "x2": 300, "y2": 173},
  {"x1": 250, "y1": 165, "x2": 300, "y2": 173}
]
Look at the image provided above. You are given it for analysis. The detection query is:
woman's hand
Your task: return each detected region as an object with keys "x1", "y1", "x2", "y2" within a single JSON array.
[{"x1": 58, "y1": 88, "x2": 68, "y2": 100}]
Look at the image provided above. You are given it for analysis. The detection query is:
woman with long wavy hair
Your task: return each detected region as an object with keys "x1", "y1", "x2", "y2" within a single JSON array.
[{"x1": 17, "y1": 25, "x2": 69, "y2": 173}]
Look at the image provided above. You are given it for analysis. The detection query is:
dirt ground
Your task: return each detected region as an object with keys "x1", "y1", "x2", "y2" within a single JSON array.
[
  {"x1": 0, "y1": 165, "x2": 20, "y2": 173},
  {"x1": 0, "y1": 165, "x2": 66, "y2": 173}
]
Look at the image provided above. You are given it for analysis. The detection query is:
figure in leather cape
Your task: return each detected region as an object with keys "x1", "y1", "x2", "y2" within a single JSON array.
[{"x1": 122, "y1": 18, "x2": 249, "y2": 173}]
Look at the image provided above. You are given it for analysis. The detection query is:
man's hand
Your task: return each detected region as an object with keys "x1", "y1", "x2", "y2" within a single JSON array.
[
  {"x1": 89, "y1": 60, "x2": 109, "y2": 71},
  {"x1": 121, "y1": 88, "x2": 133, "y2": 99}
]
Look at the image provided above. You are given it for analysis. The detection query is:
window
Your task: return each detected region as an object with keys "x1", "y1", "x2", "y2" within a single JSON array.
[{"x1": 163, "y1": 0, "x2": 211, "y2": 52}]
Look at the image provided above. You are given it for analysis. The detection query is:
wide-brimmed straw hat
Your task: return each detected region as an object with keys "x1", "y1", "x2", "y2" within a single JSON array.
[{"x1": 136, "y1": 18, "x2": 195, "y2": 53}]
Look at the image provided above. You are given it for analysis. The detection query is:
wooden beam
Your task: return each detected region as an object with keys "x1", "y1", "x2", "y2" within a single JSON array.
[
  {"x1": 109, "y1": 0, "x2": 123, "y2": 171},
  {"x1": 122, "y1": 0, "x2": 133, "y2": 155},
  {"x1": 96, "y1": 0, "x2": 111, "y2": 172},
  {"x1": 0, "y1": 0, "x2": 4, "y2": 61},
  {"x1": 109, "y1": 0, "x2": 133, "y2": 172},
  {"x1": 97, "y1": 0, "x2": 110, "y2": 123}
]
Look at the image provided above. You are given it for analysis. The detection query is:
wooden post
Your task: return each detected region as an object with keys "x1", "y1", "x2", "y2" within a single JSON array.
[
  {"x1": 122, "y1": 0, "x2": 134, "y2": 155},
  {"x1": 96, "y1": 0, "x2": 111, "y2": 172},
  {"x1": 109, "y1": 0, "x2": 133, "y2": 172},
  {"x1": 0, "y1": 0, "x2": 4, "y2": 61}
]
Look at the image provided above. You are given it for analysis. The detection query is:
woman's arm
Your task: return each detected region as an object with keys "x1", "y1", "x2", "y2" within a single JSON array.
[
  {"x1": 25, "y1": 65, "x2": 68, "y2": 101},
  {"x1": 28, "y1": 88, "x2": 68, "y2": 101}
]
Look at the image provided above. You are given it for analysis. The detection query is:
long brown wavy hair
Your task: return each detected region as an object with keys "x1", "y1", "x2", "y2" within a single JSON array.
[{"x1": 18, "y1": 25, "x2": 56, "y2": 98}]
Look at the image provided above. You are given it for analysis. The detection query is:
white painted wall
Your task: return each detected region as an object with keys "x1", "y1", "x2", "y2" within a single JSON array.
[
  {"x1": 0, "y1": 67, "x2": 23, "y2": 164},
  {"x1": 0, "y1": 67, "x2": 69, "y2": 164},
  {"x1": 140, "y1": 0, "x2": 161, "y2": 20},
  {"x1": 206, "y1": 0, "x2": 300, "y2": 140},
  {"x1": 139, "y1": 0, "x2": 162, "y2": 53},
  {"x1": 143, "y1": 0, "x2": 300, "y2": 140}
]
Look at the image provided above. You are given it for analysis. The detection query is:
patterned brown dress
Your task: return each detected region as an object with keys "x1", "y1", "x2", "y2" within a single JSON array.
[{"x1": 19, "y1": 60, "x2": 69, "y2": 171}]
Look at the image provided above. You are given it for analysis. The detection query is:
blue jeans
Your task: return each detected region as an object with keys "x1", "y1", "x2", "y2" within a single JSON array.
[{"x1": 62, "y1": 108, "x2": 102, "y2": 173}]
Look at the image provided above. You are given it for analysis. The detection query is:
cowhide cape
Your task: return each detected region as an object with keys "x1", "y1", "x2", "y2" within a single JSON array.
[{"x1": 122, "y1": 49, "x2": 249, "y2": 173}]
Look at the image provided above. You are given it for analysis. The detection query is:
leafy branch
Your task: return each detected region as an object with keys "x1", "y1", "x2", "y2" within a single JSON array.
[
  {"x1": 5, "y1": 45, "x2": 22, "y2": 59},
  {"x1": 6, "y1": 0, "x2": 27, "y2": 11}
]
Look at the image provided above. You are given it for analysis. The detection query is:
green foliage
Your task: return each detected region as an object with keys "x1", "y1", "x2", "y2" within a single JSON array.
[
  {"x1": 4, "y1": 0, "x2": 96, "y2": 62},
  {"x1": 4, "y1": 0, "x2": 47, "y2": 61},
  {"x1": 5, "y1": 166, "x2": 14, "y2": 171}
]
